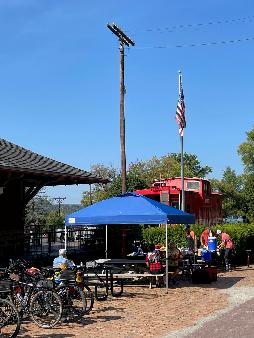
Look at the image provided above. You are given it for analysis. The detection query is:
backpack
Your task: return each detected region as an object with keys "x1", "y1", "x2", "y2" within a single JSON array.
[{"x1": 146, "y1": 251, "x2": 162, "y2": 273}]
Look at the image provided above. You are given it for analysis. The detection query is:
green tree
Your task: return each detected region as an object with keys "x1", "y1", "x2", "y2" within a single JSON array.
[
  {"x1": 238, "y1": 127, "x2": 254, "y2": 221},
  {"x1": 46, "y1": 211, "x2": 65, "y2": 229},
  {"x1": 210, "y1": 167, "x2": 244, "y2": 217},
  {"x1": 25, "y1": 191, "x2": 53, "y2": 227},
  {"x1": 81, "y1": 164, "x2": 119, "y2": 206},
  {"x1": 128, "y1": 153, "x2": 212, "y2": 186},
  {"x1": 238, "y1": 128, "x2": 254, "y2": 174},
  {"x1": 81, "y1": 171, "x2": 147, "y2": 206},
  {"x1": 81, "y1": 152, "x2": 212, "y2": 206},
  {"x1": 240, "y1": 174, "x2": 254, "y2": 221},
  {"x1": 25, "y1": 191, "x2": 81, "y2": 231}
]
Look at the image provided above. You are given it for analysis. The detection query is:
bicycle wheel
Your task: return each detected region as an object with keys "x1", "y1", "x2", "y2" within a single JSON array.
[
  {"x1": 82, "y1": 284, "x2": 94, "y2": 314},
  {"x1": 0, "y1": 298, "x2": 21, "y2": 338},
  {"x1": 29, "y1": 290, "x2": 62, "y2": 328},
  {"x1": 58, "y1": 285, "x2": 87, "y2": 319},
  {"x1": 9, "y1": 288, "x2": 24, "y2": 316}
]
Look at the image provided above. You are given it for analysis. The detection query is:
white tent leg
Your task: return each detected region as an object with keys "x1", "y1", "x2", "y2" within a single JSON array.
[
  {"x1": 105, "y1": 224, "x2": 108, "y2": 258},
  {"x1": 166, "y1": 224, "x2": 168, "y2": 293},
  {"x1": 64, "y1": 225, "x2": 67, "y2": 251}
]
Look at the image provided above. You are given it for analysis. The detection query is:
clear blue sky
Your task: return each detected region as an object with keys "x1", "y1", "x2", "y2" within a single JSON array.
[{"x1": 0, "y1": 0, "x2": 253, "y2": 204}]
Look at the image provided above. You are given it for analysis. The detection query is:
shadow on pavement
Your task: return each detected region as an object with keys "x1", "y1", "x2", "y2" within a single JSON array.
[
  {"x1": 19, "y1": 333, "x2": 75, "y2": 338},
  {"x1": 180, "y1": 276, "x2": 244, "y2": 290},
  {"x1": 94, "y1": 305, "x2": 125, "y2": 313},
  {"x1": 215, "y1": 276, "x2": 244, "y2": 288}
]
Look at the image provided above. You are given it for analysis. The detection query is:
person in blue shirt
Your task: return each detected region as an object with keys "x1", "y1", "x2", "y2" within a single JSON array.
[{"x1": 53, "y1": 249, "x2": 75, "y2": 269}]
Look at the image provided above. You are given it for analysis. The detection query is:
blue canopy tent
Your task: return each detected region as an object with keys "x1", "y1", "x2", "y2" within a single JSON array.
[{"x1": 65, "y1": 192, "x2": 195, "y2": 291}]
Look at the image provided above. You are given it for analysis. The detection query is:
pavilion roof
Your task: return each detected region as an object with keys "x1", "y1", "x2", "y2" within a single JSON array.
[{"x1": 0, "y1": 139, "x2": 108, "y2": 187}]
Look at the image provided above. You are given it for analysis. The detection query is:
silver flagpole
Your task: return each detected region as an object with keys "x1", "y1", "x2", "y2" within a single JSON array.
[{"x1": 179, "y1": 71, "x2": 185, "y2": 211}]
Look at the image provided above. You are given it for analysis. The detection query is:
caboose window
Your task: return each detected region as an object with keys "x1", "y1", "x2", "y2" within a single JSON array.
[{"x1": 187, "y1": 181, "x2": 200, "y2": 190}]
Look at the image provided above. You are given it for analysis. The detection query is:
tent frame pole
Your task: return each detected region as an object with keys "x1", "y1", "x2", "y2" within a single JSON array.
[
  {"x1": 166, "y1": 224, "x2": 168, "y2": 293},
  {"x1": 64, "y1": 225, "x2": 67, "y2": 251},
  {"x1": 105, "y1": 224, "x2": 108, "y2": 258}
]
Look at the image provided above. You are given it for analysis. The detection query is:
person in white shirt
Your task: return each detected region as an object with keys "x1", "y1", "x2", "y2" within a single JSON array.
[{"x1": 53, "y1": 249, "x2": 75, "y2": 269}]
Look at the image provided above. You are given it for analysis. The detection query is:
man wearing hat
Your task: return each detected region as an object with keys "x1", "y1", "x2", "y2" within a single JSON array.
[
  {"x1": 53, "y1": 249, "x2": 75, "y2": 269},
  {"x1": 216, "y1": 230, "x2": 234, "y2": 271}
]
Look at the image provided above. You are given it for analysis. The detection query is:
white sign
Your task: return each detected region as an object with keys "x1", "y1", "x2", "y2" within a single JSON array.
[{"x1": 68, "y1": 218, "x2": 76, "y2": 224}]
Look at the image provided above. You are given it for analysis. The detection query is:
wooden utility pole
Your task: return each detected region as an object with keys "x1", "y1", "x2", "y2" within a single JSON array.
[
  {"x1": 119, "y1": 40, "x2": 126, "y2": 193},
  {"x1": 107, "y1": 23, "x2": 135, "y2": 193},
  {"x1": 89, "y1": 184, "x2": 93, "y2": 205}
]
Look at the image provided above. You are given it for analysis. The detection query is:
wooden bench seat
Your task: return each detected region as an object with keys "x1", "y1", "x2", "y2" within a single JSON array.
[
  {"x1": 84, "y1": 272, "x2": 164, "y2": 289},
  {"x1": 112, "y1": 273, "x2": 164, "y2": 288}
]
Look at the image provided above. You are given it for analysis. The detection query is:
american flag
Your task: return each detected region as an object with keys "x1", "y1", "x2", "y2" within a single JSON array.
[{"x1": 175, "y1": 78, "x2": 186, "y2": 136}]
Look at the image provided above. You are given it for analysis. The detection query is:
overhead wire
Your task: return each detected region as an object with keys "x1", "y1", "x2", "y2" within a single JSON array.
[
  {"x1": 135, "y1": 36, "x2": 254, "y2": 49},
  {"x1": 128, "y1": 15, "x2": 254, "y2": 34},
  {"x1": 125, "y1": 14, "x2": 254, "y2": 50}
]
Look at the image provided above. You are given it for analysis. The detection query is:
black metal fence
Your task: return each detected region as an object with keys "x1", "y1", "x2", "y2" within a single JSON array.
[{"x1": 24, "y1": 225, "x2": 106, "y2": 266}]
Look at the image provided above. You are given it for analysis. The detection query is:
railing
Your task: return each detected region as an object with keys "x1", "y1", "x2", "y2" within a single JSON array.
[{"x1": 24, "y1": 226, "x2": 105, "y2": 264}]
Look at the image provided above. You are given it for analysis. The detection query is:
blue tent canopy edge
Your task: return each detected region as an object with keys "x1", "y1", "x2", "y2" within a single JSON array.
[{"x1": 65, "y1": 192, "x2": 195, "y2": 226}]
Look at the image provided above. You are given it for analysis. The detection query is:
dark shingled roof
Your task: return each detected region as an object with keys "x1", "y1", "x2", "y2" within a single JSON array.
[{"x1": 0, "y1": 139, "x2": 108, "y2": 186}]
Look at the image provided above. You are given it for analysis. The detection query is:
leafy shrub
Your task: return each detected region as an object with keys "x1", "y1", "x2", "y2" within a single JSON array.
[
  {"x1": 217, "y1": 223, "x2": 254, "y2": 264},
  {"x1": 142, "y1": 223, "x2": 254, "y2": 265}
]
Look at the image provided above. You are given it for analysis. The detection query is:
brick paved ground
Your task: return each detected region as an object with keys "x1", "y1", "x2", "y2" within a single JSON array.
[{"x1": 18, "y1": 266, "x2": 254, "y2": 338}]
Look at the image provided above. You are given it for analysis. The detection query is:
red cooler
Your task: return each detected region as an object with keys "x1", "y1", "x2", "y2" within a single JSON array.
[{"x1": 205, "y1": 266, "x2": 217, "y2": 282}]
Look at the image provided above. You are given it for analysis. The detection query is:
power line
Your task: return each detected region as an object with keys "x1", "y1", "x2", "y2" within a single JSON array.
[
  {"x1": 129, "y1": 15, "x2": 254, "y2": 34},
  {"x1": 135, "y1": 36, "x2": 254, "y2": 50}
]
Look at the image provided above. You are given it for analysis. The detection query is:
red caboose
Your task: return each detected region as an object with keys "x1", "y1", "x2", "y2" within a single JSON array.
[{"x1": 135, "y1": 177, "x2": 222, "y2": 225}]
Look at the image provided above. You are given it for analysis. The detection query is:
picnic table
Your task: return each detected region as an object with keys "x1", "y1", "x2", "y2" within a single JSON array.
[
  {"x1": 95, "y1": 258, "x2": 146, "y2": 265},
  {"x1": 92, "y1": 259, "x2": 164, "y2": 288},
  {"x1": 85, "y1": 271, "x2": 164, "y2": 289},
  {"x1": 83, "y1": 258, "x2": 162, "y2": 289},
  {"x1": 84, "y1": 263, "x2": 124, "y2": 299},
  {"x1": 95, "y1": 258, "x2": 147, "y2": 272},
  {"x1": 111, "y1": 272, "x2": 164, "y2": 288}
]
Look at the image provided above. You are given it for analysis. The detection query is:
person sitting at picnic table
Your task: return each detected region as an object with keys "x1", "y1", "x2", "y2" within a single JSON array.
[
  {"x1": 167, "y1": 242, "x2": 183, "y2": 286},
  {"x1": 145, "y1": 244, "x2": 164, "y2": 287},
  {"x1": 53, "y1": 249, "x2": 75, "y2": 269},
  {"x1": 132, "y1": 240, "x2": 144, "y2": 255},
  {"x1": 146, "y1": 244, "x2": 163, "y2": 273}
]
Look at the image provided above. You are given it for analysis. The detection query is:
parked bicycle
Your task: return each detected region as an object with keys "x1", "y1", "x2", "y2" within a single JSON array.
[
  {"x1": 2, "y1": 259, "x2": 62, "y2": 328},
  {"x1": 41, "y1": 267, "x2": 88, "y2": 320},
  {"x1": 74, "y1": 266, "x2": 95, "y2": 314},
  {"x1": 0, "y1": 289, "x2": 21, "y2": 337}
]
